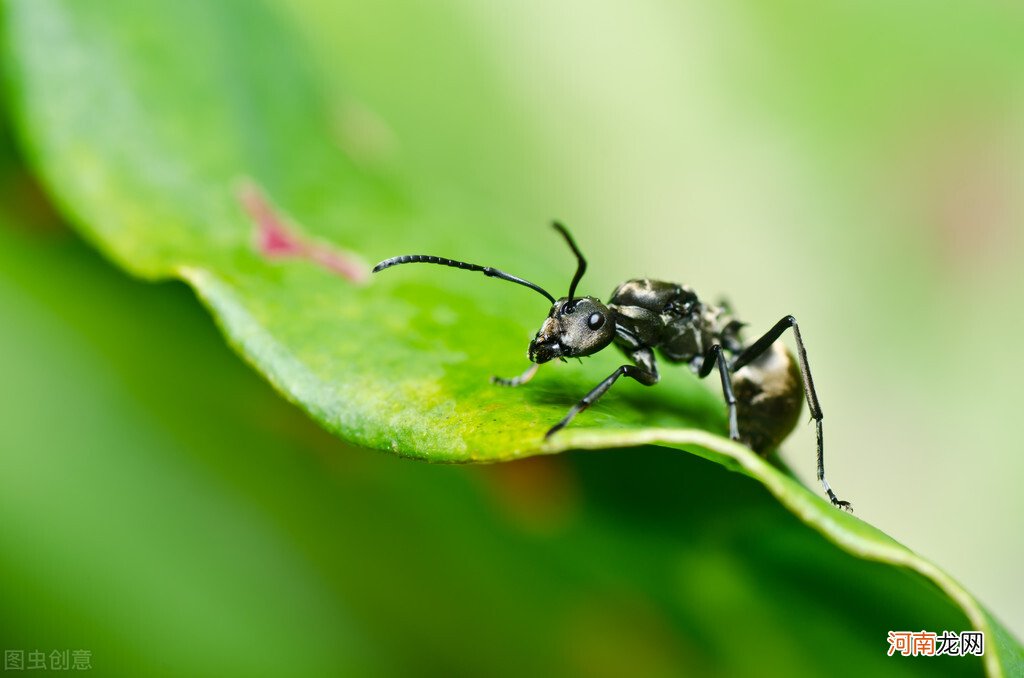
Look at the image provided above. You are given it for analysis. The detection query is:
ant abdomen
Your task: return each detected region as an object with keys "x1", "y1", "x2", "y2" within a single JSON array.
[{"x1": 732, "y1": 341, "x2": 803, "y2": 454}]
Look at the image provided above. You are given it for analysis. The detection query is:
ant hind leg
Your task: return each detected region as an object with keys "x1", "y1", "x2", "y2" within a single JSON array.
[{"x1": 732, "y1": 316, "x2": 851, "y2": 511}]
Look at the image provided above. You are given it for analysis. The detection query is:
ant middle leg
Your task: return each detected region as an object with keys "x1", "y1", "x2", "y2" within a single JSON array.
[
  {"x1": 546, "y1": 349, "x2": 659, "y2": 438},
  {"x1": 697, "y1": 344, "x2": 739, "y2": 441}
]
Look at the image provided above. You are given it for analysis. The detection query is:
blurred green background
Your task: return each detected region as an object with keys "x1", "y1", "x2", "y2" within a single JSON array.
[{"x1": 1, "y1": 0, "x2": 1021, "y2": 675}]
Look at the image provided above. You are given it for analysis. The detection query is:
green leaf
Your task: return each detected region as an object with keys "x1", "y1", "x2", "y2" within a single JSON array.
[
  {"x1": 1, "y1": 0, "x2": 724, "y2": 459},
  {"x1": 0, "y1": 215, "x2": 998, "y2": 677},
  {"x1": 2, "y1": 1, "x2": 1020, "y2": 675}
]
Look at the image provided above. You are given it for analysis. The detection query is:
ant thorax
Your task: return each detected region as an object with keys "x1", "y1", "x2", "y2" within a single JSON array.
[{"x1": 607, "y1": 279, "x2": 744, "y2": 364}]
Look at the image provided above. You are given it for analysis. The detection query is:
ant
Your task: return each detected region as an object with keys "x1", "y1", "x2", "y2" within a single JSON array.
[{"x1": 374, "y1": 223, "x2": 851, "y2": 510}]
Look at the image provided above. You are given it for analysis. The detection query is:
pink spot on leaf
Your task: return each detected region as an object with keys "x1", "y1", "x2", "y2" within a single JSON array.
[{"x1": 237, "y1": 179, "x2": 368, "y2": 283}]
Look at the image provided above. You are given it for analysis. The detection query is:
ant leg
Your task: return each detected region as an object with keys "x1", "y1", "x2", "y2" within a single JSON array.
[
  {"x1": 732, "y1": 316, "x2": 851, "y2": 511},
  {"x1": 490, "y1": 364, "x2": 540, "y2": 388},
  {"x1": 546, "y1": 349, "x2": 658, "y2": 438},
  {"x1": 697, "y1": 345, "x2": 739, "y2": 441}
]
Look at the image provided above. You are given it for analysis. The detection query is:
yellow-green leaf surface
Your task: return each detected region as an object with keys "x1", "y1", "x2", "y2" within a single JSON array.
[{"x1": 3, "y1": 1, "x2": 1020, "y2": 675}]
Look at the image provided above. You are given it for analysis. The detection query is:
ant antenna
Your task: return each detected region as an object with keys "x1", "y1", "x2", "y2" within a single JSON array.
[
  {"x1": 552, "y1": 221, "x2": 586, "y2": 309},
  {"x1": 373, "y1": 254, "x2": 556, "y2": 304}
]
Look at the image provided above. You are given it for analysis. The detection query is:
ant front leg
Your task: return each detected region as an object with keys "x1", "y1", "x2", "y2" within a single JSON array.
[
  {"x1": 696, "y1": 344, "x2": 739, "y2": 441},
  {"x1": 545, "y1": 349, "x2": 659, "y2": 438},
  {"x1": 732, "y1": 315, "x2": 851, "y2": 511},
  {"x1": 490, "y1": 364, "x2": 540, "y2": 387}
]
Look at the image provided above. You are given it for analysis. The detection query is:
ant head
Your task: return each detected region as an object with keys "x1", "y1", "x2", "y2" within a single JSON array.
[
  {"x1": 529, "y1": 297, "x2": 615, "y2": 363},
  {"x1": 373, "y1": 221, "x2": 605, "y2": 364}
]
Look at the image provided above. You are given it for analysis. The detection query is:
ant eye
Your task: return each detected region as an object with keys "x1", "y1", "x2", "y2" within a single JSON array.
[{"x1": 588, "y1": 312, "x2": 605, "y2": 330}]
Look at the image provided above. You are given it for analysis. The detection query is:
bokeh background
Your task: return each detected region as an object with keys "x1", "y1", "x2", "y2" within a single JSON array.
[
  {"x1": 295, "y1": 0, "x2": 1023, "y2": 632},
  {"x1": 1, "y1": 0, "x2": 1021, "y2": 675}
]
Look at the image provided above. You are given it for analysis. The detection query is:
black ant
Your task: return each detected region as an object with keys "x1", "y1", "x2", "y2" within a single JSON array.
[{"x1": 373, "y1": 223, "x2": 851, "y2": 510}]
